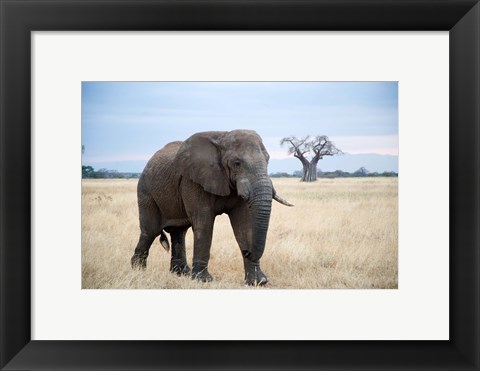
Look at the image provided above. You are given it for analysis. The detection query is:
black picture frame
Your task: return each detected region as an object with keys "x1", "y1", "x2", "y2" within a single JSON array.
[{"x1": 1, "y1": 1, "x2": 479, "y2": 370}]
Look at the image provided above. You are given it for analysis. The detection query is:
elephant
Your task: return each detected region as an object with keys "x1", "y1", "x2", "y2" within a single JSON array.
[{"x1": 130, "y1": 129, "x2": 293, "y2": 286}]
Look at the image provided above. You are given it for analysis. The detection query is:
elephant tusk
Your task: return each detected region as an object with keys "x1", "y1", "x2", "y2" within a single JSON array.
[
  {"x1": 273, "y1": 193, "x2": 294, "y2": 207},
  {"x1": 271, "y1": 183, "x2": 294, "y2": 207}
]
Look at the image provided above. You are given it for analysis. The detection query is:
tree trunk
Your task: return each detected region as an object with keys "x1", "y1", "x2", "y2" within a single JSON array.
[
  {"x1": 294, "y1": 153, "x2": 321, "y2": 182},
  {"x1": 295, "y1": 155, "x2": 311, "y2": 182},
  {"x1": 301, "y1": 163, "x2": 309, "y2": 181},
  {"x1": 309, "y1": 161, "x2": 318, "y2": 182},
  {"x1": 299, "y1": 161, "x2": 319, "y2": 182},
  {"x1": 301, "y1": 153, "x2": 321, "y2": 182}
]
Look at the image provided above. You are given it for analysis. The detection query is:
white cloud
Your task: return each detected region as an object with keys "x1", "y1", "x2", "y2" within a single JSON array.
[
  {"x1": 267, "y1": 150, "x2": 292, "y2": 160},
  {"x1": 84, "y1": 154, "x2": 151, "y2": 163},
  {"x1": 330, "y1": 135, "x2": 398, "y2": 155}
]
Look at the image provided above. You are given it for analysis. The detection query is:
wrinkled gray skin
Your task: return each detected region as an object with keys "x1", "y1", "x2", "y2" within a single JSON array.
[{"x1": 131, "y1": 130, "x2": 292, "y2": 285}]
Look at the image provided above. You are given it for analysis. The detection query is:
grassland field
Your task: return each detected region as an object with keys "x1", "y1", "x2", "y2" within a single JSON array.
[{"x1": 82, "y1": 177, "x2": 398, "y2": 289}]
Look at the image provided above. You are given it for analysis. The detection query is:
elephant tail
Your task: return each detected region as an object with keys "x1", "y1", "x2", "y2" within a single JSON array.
[{"x1": 159, "y1": 231, "x2": 170, "y2": 252}]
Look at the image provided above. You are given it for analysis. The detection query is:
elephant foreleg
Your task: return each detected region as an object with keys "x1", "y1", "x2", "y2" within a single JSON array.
[
  {"x1": 190, "y1": 216, "x2": 215, "y2": 282},
  {"x1": 228, "y1": 204, "x2": 268, "y2": 286},
  {"x1": 182, "y1": 182, "x2": 216, "y2": 283},
  {"x1": 168, "y1": 227, "x2": 191, "y2": 276}
]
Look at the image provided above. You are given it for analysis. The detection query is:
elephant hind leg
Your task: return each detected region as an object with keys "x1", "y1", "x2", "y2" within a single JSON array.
[
  {"x1": 131, "y1": 234, "x2": 156, "y2": 269},
  {"x1": 131, "y1": 195, "x2": 163, "y2": 269}
]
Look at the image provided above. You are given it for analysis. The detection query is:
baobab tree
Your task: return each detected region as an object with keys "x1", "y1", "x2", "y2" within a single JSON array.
[
  {"x1": 280, "y1": 135, "x2": 343, "y2": 182},
  {"x1": 280, "y1": 136, "x2": 311, "y2": 181}
]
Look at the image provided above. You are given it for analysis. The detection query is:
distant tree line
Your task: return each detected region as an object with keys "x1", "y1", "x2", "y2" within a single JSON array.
[
  {"x1": 82, "y1": 145, "x2": 140, "y2": 179},
  {"x1": 83, "y1": 164, "x2": 396, "y2": 180},
  {"x1": 269, "y1": 167, "x2": 398, "y2": 178},
  {"x1": 82, "y1": 165, "x2": 140, "y2": 179}
]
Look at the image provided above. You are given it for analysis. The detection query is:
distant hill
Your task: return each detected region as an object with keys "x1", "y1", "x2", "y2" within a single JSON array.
[
  {"x1": 85, "y1": 153, "x2": 398, "y2": 176},
  {"x1": 268, "y1": 153, "x2": 398, "y2": 174}
]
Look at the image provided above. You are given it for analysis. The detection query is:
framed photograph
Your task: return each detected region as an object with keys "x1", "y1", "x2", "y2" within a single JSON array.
[
  {"x1": 80, "y1": 80, "x2": 399, "y2": 291},
  {"x1": 1, "y1": 1, "x2": 479, "y2": 370}
]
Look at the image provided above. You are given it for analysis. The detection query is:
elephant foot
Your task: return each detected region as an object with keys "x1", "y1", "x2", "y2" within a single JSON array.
[
  {"x1": 170, "y1": 261, "x2": 191, "y2": 276},
  {"x1": 131, "y1": 254, "x2": 147, "y2": 270},
  {"x1": 191, "y1": 267, "x2": 213, "y2": 283},
  {"x1": 244, "y1": 261, "x2": 268, "y2": 286}
]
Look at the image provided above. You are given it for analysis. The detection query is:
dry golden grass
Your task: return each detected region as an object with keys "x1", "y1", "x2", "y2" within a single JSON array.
[{"x1": 82, "y1": 177, "x2": 397, "y2": 289}]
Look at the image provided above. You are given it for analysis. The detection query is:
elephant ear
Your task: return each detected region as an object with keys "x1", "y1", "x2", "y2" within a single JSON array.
[
  {"x1": 260, "y1": 142, "x2": 270, "y2": 162},
  {"x1": 176, "y1": 132, "x2": 231, "y2": 196}
]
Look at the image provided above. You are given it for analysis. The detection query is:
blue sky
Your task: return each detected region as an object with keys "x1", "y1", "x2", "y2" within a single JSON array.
[{"x1": 82, "y1": 82, "x2": 398, "y2": 172}]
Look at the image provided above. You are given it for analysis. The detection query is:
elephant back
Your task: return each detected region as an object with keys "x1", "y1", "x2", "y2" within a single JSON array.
[{"x1": 141, "y1": 141, "x2": 183, "y2": 187}]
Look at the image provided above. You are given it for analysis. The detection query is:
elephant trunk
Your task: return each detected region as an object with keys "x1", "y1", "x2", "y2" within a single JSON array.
[{"x1": 244, "y1": 177, "x2": 272, "y2": 262}]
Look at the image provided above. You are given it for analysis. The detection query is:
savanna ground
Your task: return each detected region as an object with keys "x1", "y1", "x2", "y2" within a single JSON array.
[{"x1": 82, "y1": 178, "x2": 397, "y2": 289}]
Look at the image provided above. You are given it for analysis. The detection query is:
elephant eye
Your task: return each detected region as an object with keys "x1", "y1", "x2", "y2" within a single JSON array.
[{"x1": 233, "y1": 160, "x2": 241, "y2": 169}]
